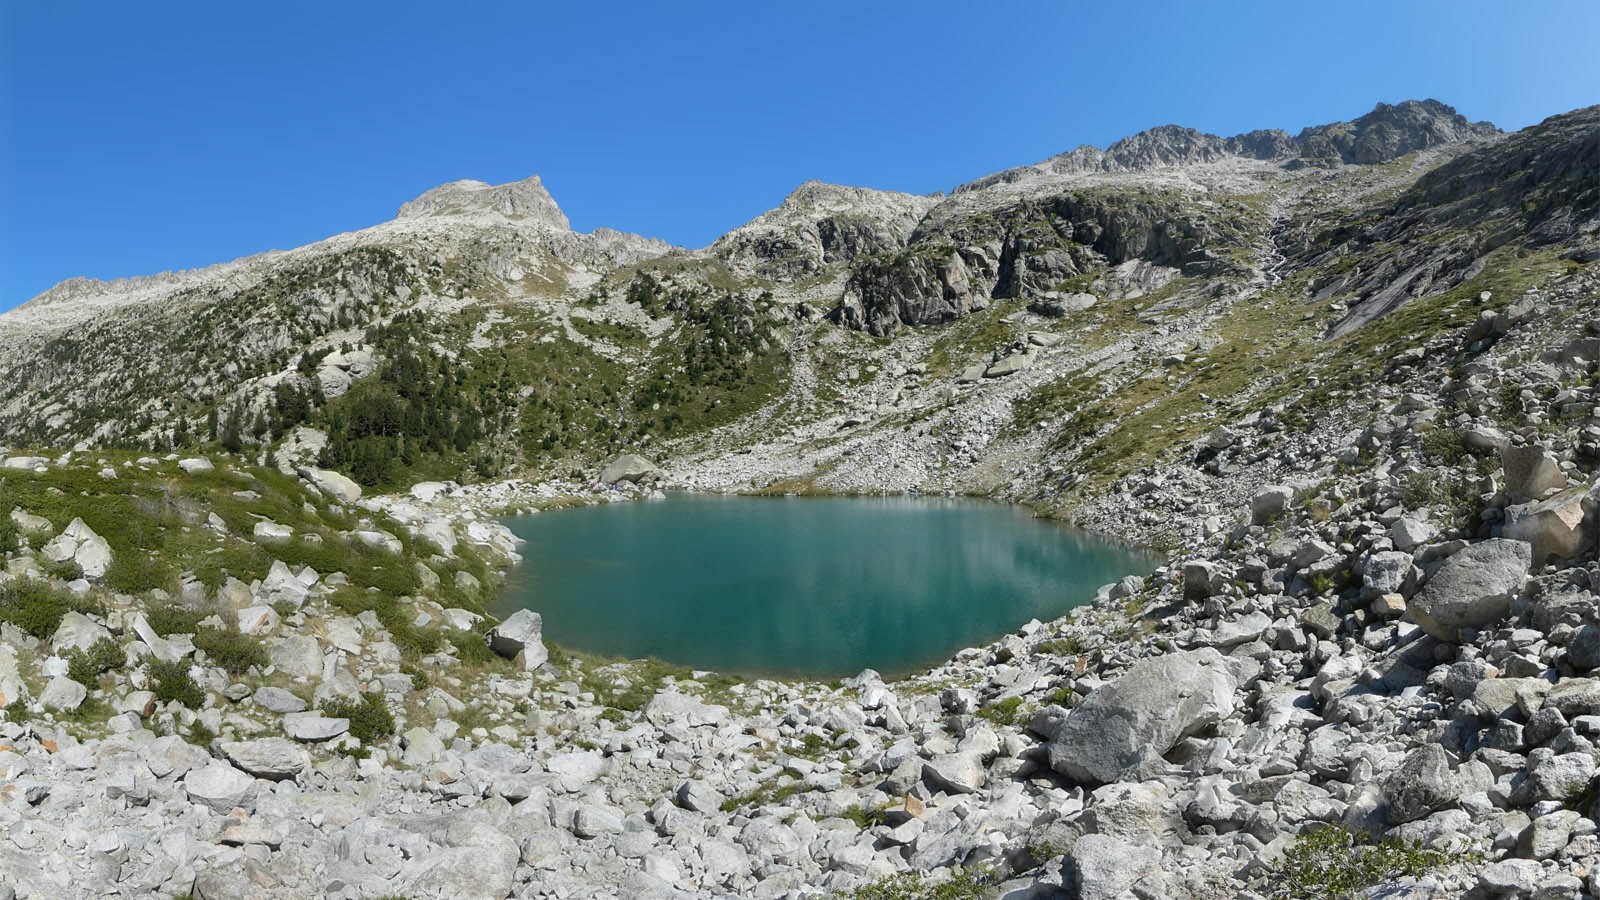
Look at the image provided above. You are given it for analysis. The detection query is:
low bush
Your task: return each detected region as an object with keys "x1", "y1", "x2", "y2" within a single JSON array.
[
  {"x1": 0, "y1": 513, "x2": 17, "y2": 555},
  {"x1": 0, "y1": 578, "x2": 100, "y2": 639},
  {"x1": 322, "y1": 692, "x2": 395, "y2": 743},
  {"x1": 832, "y1": 870, "x2": 995, "y2": 900},
  {"x1": 1275, "y1": 825, "x2": 1454, "y2": 899},
  {"x1": 144, "y1": 603, "x2": 206, "y2": 636},
  {"x1": 149, "y1": 658, "x2": 206, "y2": 709},
  {"x1": 193, "y1": 625, "x2": 268, "y2": 675},
  {"x1": 65, "y1": 637, "x2": 124, "y2": 685}
]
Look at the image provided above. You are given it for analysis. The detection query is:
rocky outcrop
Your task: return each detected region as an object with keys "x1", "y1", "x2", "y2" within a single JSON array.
[
  {"x1": 1046, "y1": 648, "x2": 1236, "y2": 783},
  {"x1": 396, "y1": 175, "x2": 571, "y2": 229}
]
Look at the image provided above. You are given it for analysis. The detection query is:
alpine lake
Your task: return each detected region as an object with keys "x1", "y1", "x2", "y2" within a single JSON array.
[{"x1": 498, "y1": 494, "x2": 1162, "y2": 679}]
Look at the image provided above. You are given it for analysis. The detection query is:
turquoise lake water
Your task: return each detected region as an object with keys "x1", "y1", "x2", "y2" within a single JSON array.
[{"x1": 498, "y1": 494, "x2": 1161, "y2": 678}]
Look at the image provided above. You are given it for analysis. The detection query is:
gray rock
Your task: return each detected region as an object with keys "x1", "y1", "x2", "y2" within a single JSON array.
[
  {"x1": 1503, "y1": 487, "x2": 1591, "y2": 564},
  {"x1": 1047, "y1": 648, "x2": 1237, "y2": 783},
  {"x1": 1389, "y1": 516, "x2": 1439, "y2": 552},
  {"x1": 922, "y1": 751, "x2": 985, "y2": 794},
  {"x1": 217, "y1": 738, "x2": 308, "y2": 780},
  {"x1": 253, "y1": 685, "x2": 307, "y2": 713},
  {"x1": 401, "y1": 726, "x2": 445, "y2": 766},
  {"x1": 1068, "y1": 833, "x2": 1160, "y2": 900},
  {"x1": 676, "y1": 780, "x2": 721, "y2": 813},
  {"x1": 270, "y1": 635, "x2": 323, "y2": 678},
  {"x1": 183, "y1": 762, "x2": 257, "y2": 813},
  {"x1": 1385, "y1": 744, "x2": 1460, "y2": 824},
  {"x1": 486, "y1": 609, "x2": 548, "y2": 671},
  {"x1": 572, "y1": 804, "x2": 625, "y2": 838},
  {"x1": 299, "y1": 466, "x2": 362, "y2": 504},
  {"x1": 38, "y1": 675, "x2": 87, "y2": 711},
  {"x1": 401, "y1": 819, "x2": 520, "y2": 900},
  {"x1": 1518, "y1": 809, "x2": 1580, "y2": 860},
  {"x1": 642, "y1": 691, "x2": 727, "y2": 727},
  {"x1": 1408, "y1": 539, "x2": 1532, "y2": 641},
  {"x1": 1502, "y1": 445, "x2": 1566, "y2": 502},
  {"x1": 1250, "y1": 485, "x2": 1294, "y2": 525},
  {"x1": 50, "y1": 611, "x2": 112, "y2": 654},
  {"x1": 600, "y1": 453, "x2": 661, "y2": 484},
  {"x1": 282, "y1": 713, "x2": 349, "y2": 742}
]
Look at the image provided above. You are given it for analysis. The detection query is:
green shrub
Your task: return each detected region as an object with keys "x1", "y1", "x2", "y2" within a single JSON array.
[
  {"x1": 149, "y1": 658, "x2": 206, "y2": 709},
  {"x1": 65, "y1": 637, "x2": 124, "y2": 685},
  {"x1": 322, "y1": 692, "x2": 395, "y2": 743},
  {"x1": 0, "y1": 513, "x2": 17, "y2": 555},
  {"x1": 832, "y1": 870, "x2": 995, "y2": 900},
  {"x1": 193, "y1": 625, "x2": 268, "y2": 675},
  {"x1": 1275, "y1": 825, "x2": 1454, "y2": 899},
  {"x1": 104, "y1": 550, "x2": 170, "y2": 594},
  {"x1": 0, "y1": 578, "x2": 100, "y2": 639},
  {"x1": 38, "y1": 555, "x2": 83, "y2": 582},
  {"x1": 144, "y1": 603, "x2": 206, "y2": 636}
]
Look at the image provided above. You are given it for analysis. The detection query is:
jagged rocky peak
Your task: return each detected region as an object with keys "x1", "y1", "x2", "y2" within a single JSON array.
[
  {"x1": 396, "y1": 174, "x2": 571, "y2": 229},
  {"x1": 1295, "y1": 98, "x2": 1500, "y2": 164},
  {"x1": 959, "y1": 98, "x2": 1500, "y2": 191},
  {"x1": 712, "y1": 180, "x2": 938, "y2": 277}
]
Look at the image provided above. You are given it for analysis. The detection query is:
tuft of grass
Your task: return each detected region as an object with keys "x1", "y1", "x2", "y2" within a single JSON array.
[
  {"x1": 841, "y1": 802, "x2": 893, "y2": 829},
  {"x1": 719, "y1": 779, "x2": 811, "y2": 812},
  {"x1": 322, "y1": 692, "x2": 395, "y2": 743},
  {"x1": 975, "y1": 696, "x2": 1025, "y2": 727}
]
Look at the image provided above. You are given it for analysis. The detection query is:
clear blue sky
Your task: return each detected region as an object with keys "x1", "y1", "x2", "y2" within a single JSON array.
[{"x1": 3, "y1": 1, "x2": 1598, "y2": 311}]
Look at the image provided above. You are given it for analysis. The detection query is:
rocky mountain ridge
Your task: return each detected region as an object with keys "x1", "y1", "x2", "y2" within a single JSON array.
[{"x1": 0, "y1": 98, "x2": 1598, "y2": 900}]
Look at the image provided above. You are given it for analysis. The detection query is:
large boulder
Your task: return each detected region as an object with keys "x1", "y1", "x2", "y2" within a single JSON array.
[
  {"x1": 217, "y1": 739, "x2": 309, "y2": 781},
  {"x1": 1047, "y1": 648, "x2": 1237, "y2": 783},
  {"x1": 51, "y1": 611, "x2": 112, "y2": 654},
  {"x1": 1408, "y1": 539, "x2": 1532, "y2": 641},
  {"x1": 1503, "y1": 486, "x2": 1594, "y2": 564},
  {"x1": 1068, "y1": 833, "x2": 1162, "y2": 900},
  {"x1": 300, "y1": 467, "x2": 362, "y2": 504},
  {"x1": 42, "y1": 518, "x2": 112, "y2": 579},
  {"x1": 599, "y1": 454, "x2": 661, "y2": 485},
  {"x1": 1385, "y1": 744, "x2": 1461, "y2": 824},
  {"x1": 1501, "y1": 445, "x2": 1566, "y2": 502},
  {"x1": 183, "y1": 763, "x2": 257, "y2": 813},
  {"x1": 486, "y1": 609, "x2": 548, "y2": 670}
]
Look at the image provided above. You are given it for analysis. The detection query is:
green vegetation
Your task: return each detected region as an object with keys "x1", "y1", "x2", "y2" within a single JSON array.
[
  {"x1": 840, "y1": 802, "x2": 893, "y2": 829},
  {"x1": 65, "y1": 638, "x2": 124, "y2": 685},
  {"x1": 144, "y1": 602, "x2": 206, "y2": 636},
  {"x1": 719, "y1": 779, "x2": 811, "y2": 812},
  {"x1": 832, "y1": 870, "x2": 995, "y2": 900},
  {"x1": 0, "y1": 510, "x2": 17, "y2": 555},
  {"x1": 975, "y1": 696, "x2": 1025, "y2": 727},
  {"x1": 1274, "y1": 825, "x2": 1454, "y2": 900},
  {"x1": 0, "y1": 578, "x2": 102, "y2": 639},
  {"x1": 193, "y1": 625, "x2": 269, "y2": 675},
  {"x1": 149, "y1": 658, "x2": 206, "y2": 709},
  {"x1": 322, "y1": 692, "x2": 396, "y2": 743}
]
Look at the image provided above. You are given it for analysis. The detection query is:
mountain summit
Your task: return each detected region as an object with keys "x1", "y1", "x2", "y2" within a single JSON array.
[{"x1": 396, "y1": 174, "x2": 571, "y2": 229}]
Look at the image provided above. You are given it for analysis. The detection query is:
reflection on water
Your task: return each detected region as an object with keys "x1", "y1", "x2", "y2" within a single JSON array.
[{"x1": 499, "y1": 494, "x2": 1162, "y2": 678}]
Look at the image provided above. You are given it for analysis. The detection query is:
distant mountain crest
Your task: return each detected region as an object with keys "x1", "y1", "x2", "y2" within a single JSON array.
[
  {"x1": 396, "y1": 175, "x2": 571, "y2": 229},
  {"x1": 959, "y1": 99, "x2": 1500, "y2": 191}
]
